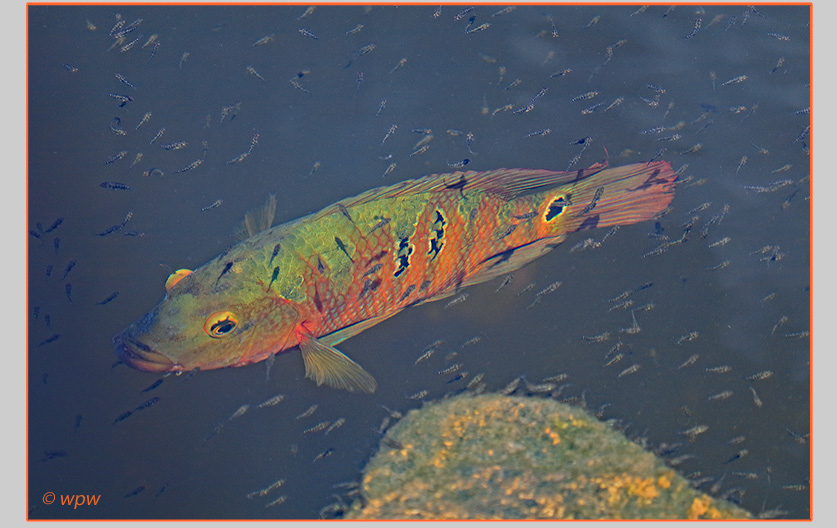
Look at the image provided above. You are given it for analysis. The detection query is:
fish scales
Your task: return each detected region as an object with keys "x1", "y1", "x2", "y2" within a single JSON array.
[
  {"x1": 115, "y1": 162, "x2": 676, "y2": 392},
  {"x1": 252, "y1": 163, "x2": 675, "y2": 338}
]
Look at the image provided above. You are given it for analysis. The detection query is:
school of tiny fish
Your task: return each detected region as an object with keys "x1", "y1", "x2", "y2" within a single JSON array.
[{"x1": 27, "y1": 4, "x2": 810, "y2": 521}]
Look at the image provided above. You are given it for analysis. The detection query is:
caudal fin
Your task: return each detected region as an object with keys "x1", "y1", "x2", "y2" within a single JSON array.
[
  {"x1": 561, "y1": 161, "x2": 676, "y2": 233},
  {"x1": 459, "y1": 161, "x2": 676, "y2": 291}
]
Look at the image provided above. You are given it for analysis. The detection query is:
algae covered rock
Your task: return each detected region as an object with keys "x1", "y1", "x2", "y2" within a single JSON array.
[{"x1": 346, "y1": 393, "x2": 751, "y2": 520}]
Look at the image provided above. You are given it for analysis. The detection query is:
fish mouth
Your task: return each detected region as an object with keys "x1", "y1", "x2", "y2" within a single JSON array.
[{"x1": 113, "y1": 334, "x2": 176, "y2": 372}]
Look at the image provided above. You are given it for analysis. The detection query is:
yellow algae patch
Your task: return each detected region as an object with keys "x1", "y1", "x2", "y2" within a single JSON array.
[
  {"x1": 626, "y1": 476, "x2": 660, "y2": 504},
  {"x1": 544, "y1": 426, "x2": 561, "y2": 445},
  {"x1": 346, "y1": 394, "x2": 751, "y2": 520},
  {"x1": 687, "y1": 497, "x2": 725, "y2": 520},
  {"x1": 689, "y1": 497, "x2": 710, "y2": 519}
]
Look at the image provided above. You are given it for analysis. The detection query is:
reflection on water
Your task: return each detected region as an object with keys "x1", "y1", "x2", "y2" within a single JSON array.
[{"x1": 28, "y1": 5, "x2": 810, "y2": 520}]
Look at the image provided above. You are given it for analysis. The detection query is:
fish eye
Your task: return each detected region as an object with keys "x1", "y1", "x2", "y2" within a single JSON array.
[{"x1": 204, "y1": 311, "x2": 238, "y2": 338}]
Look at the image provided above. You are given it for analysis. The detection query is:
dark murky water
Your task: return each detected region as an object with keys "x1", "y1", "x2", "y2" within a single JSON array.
[{"x1": 27, "y1": 5, "x2": 810, "y2": 520}]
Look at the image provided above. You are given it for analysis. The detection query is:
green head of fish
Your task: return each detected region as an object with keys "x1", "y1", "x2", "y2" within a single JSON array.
[{"x1": 113, "y1": 252, "x2": 301, "y2": 373}]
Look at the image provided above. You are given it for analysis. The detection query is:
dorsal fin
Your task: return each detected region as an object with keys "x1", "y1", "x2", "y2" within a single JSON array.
[
  {"x1": 311, "y1": 164, "x2": 609, "y2": 225},
  {"x1": 435, "y1": 164, "x2": 608, "y2": 199}
]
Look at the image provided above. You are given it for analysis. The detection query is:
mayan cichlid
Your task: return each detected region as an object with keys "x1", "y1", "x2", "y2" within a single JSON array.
[{"x1": 114, "y1": 161, "x2": 676, "y2": 393}]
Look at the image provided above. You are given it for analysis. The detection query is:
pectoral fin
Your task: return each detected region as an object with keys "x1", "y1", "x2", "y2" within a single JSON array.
[
  {"x1": 298, "y1": 330, "x2": 377, "y2": 393},
  {"x1": 235, "y1": 194, "x2": 277, "y2": 240}
]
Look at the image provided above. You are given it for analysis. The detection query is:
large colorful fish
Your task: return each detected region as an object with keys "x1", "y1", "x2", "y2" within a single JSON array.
[{"x1": 114, "y1": 161, "x2": 676, "y2": 392}]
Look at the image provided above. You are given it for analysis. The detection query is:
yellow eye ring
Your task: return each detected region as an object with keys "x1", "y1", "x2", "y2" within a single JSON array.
[{"x1": 204, "y1": 311, "x2": 238, "y2": 338}]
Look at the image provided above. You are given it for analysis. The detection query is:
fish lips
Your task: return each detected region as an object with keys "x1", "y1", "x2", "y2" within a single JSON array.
[{"x1": 113, "y1": 333, "x2": 176, "y2": 372}]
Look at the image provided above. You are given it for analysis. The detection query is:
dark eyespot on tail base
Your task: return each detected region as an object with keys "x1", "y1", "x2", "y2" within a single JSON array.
[{"x1": 545, "y1": 197, "x2": 567, "y2": 221}]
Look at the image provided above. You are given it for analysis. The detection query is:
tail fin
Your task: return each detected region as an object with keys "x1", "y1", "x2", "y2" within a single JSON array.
[
  {"x1": 556, "y1": 161, "x2": 676, "y2": 233},
  {"x1": 460, "y1": 161, "x2": 676, "y2": 291}
]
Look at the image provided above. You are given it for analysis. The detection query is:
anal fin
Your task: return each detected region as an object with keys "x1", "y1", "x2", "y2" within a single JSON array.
[{"x1": 462, "y1": 236, "x2": 564, "y2": 289}]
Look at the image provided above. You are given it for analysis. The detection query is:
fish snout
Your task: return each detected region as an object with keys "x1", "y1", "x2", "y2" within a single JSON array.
[{"x1": 113, "y1": 334, "x2": 176, "y2": 372}]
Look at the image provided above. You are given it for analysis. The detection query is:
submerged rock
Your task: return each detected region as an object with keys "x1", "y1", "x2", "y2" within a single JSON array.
[{"x1": 346, "y1": 393, "x2": 751, "y2": 520}]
